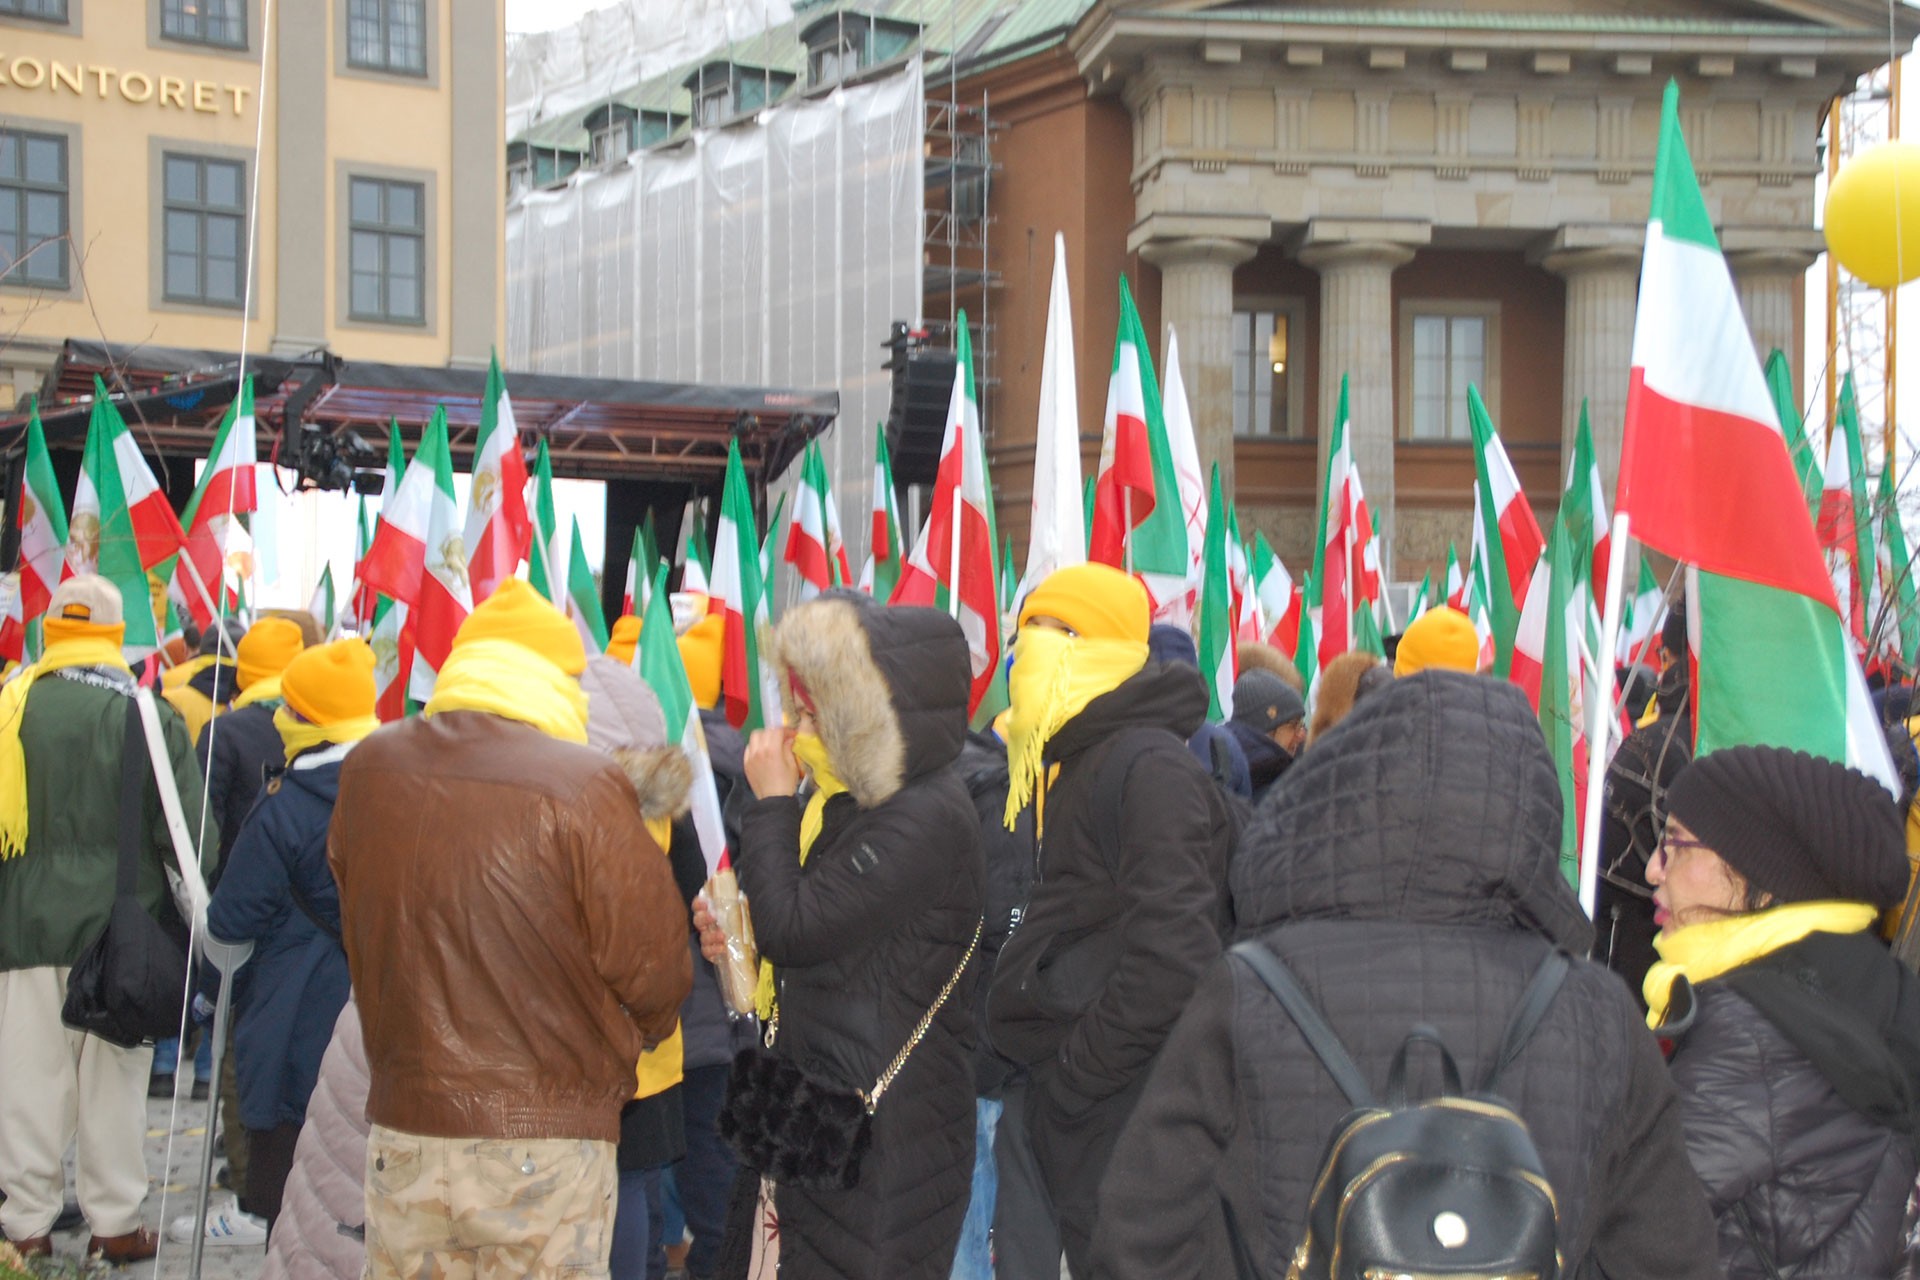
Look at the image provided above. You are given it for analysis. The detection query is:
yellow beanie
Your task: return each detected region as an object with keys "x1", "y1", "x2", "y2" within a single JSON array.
[
  {"x1": 678, "y1": 614, "x2": 725, "y2": 710},
  {"x1": 1019, "y1": 563, "x2": 1149, "y2": 644},
  {"x1": 1394, "y1": 606, "x2": 1482, "y2": 678},
  {"x1": 454, "y1": 578, "x2": 587, "y2": 676},
  {"x1": 282, "y1": 639, "x2": 377, "y2": 726},
  {"x1": 237, "y1": 617, "x2": 307, "y2": 690},
  {"x1": 606, "y1": 614, "x2": 642, "y2": 667}
]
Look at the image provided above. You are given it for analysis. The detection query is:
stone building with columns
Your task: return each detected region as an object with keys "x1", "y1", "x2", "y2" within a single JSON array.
[{"x1": 975, "y1": 0, "x2": 1910, "y2": 585}]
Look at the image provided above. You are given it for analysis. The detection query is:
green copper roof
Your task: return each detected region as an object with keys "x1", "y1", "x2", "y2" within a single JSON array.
[{"x1": 1176, "y1": 6, "x2": 1852, "y2": 34}]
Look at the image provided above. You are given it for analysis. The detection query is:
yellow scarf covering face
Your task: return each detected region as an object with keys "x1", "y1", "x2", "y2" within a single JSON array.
[
  {"x1": 0, "y1": 625, "x2": 134, "y2": 860},
  {"x1": 1002, "y1": 626, "x2": 1147, "y2": 830},
  {"x1": 274, "y1": 706, "x2": 381, "y2": 765},
  {"x1": 753, "y1": 732, "x2": 848, "y2": 1019},
  {"x1": 1643, "y1": 900, "x2": 1880, "y2": 1028},
  {"x1": 422, "y1": 638, "x2": 589, "y2": 744}
]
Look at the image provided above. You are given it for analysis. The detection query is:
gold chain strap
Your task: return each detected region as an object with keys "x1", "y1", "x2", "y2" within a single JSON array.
[{"x1": 860, "y1": 918, "x2": 983, "y2": 1115}]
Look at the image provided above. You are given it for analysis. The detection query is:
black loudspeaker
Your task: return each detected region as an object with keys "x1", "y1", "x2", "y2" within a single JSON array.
[{"x1": 883, "y1": 322, "x2": 958, "y2": 488}]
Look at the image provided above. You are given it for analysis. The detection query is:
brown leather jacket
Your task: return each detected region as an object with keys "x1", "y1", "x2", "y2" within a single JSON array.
[{"x1": 329, "y1": 711, "x2": 691, "y2": 1144}]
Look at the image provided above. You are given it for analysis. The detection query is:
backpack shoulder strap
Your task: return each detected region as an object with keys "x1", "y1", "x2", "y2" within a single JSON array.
[
  {"x1": 1230, "y1": 940, "x2": 1375, "y2": 1108},
  {"x1": 1091, "y1": 727, "x2": 1176, "y2": 861},
  {"x1": 1481, "y1": 949, "x2": 1571, "y2": 1093}
]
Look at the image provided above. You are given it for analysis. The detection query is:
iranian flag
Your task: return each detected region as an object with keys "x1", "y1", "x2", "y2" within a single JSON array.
[
  {"x1": 1617, "y1": 559, "x2": 1666, "y2": 667},
  {"x1": 175, "y1": 378, "x2": 258, "y2": 629},
  {"x1": 563, "y1": 517, "x2": 610, "y2": 652},
  {"x1": 1511, "y1": 513, "x2": 1587, "y2": 886},
  {"x1": 1875, "y1": 464, "x2": 1919, "y2": 670},
  {"x1": 783, "y1": 440, "x2": 852, "y2": 598},
  {"x1": 360, "y1": 421, "x2": 440, "y2": 606},
  {"x1": 528, "y1": 437, "x2": 564, "y2": 606},
  {"x1": 1817, "y1": 374, "x2": 1873, "y2": 654},
  {"x1": 1196, "y1": 465, "x2": 1235, "y2": 721},
  {"x1": 1293, "y1": 573, "x2": 1320, "y2": 691},
  {"x1": 710, "y1": 440, "x2": 773, "y2": 731},
  {"x1": 1445, "y1": 543, "x2": 1468, "y2": 610},
  {"x1": 759, "y1": 493, "x2": 786, "y2": 600},
  {"x1": 1020, "y1": 233, "x2": 1085, "y2": 599},
  {"x1": 862, "y1": 423, "x2": 905, "y2": 600},
  {"x1": 1409, "y1": 572, "x2": 1433, "y2": 622},
  {"x1": 1252, "y1": 532, "x2": 1293, "y2": 645},
  {"x1": 1308, "y1": 375, "x2": 1357, "y2": 665},
  {"x1": 5, "y1": 400, "x2": 66, "y2": 662},
  {"x1": 1228, "y1": 509, "x2": 1259, "y2": 642},
  {"x1": 1468, "y1": 385, "x2": 1545, "y2": 676},
  {"x1": 461, "y1": 352, "x2": 533, "y2": 604},
  {"x1": 636, "y1": 563, "x2": 729, "y2": 876},
  {"x1": 1564, "y1": 402, "x2": 1612, "y2": 608},
  {"x1": 1766, "y1": 349, "x2": 1824, "y2": 518},
  {"x1": 308, "y1": 565, "x2": 337, "y2": 638},
  {"x1": 404, "y1": 409, "x2": 472, "y2": 705},
  {"x1": 370, "y1": 599, "x2": 412, "y2": 722},
  {"x1": 1162, "y1": 329, "x2": 1208, "y2": 617},
  {"x1": 1618, "y1": 80, "x2": 1895, "y2": 788},
  {"x1": 351, "y1": 422, "x2": 404, "y2": 628},
  {"x1": 890, "y1": 313, "x2": 1000, "y2": 715},
  {"x1": 682, "y1": 508, "x2": 713, "y2": 598},
  {"x1": 623, "y1": 514, "x2": 660, "y2": 617},
  {"x1": 1089, "y1": 277, "x2": 1188, "y2": 607},
  {"x1": 67, "y1": 379, "x2": 186, "y2": 653}
]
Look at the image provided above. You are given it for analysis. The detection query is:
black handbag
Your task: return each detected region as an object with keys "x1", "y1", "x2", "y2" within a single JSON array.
[
  {"x1": 721, "y1": 920, "x2": 980, "y2": 1192},
  {"x1": 61, "y1": 697, "x2": 189, "y2": 1049}
]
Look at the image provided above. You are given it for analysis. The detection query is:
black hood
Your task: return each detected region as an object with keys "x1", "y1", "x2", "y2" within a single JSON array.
[
  {"x1": 1045, "y1": 661, "x2": 1209, "y2": 765},
  {"x1": 1233, "y1": 669, "x2": 1592, "y2": 952},
  {"x1": 188, "y1": 657, "x2": 237, "y2": 705}
]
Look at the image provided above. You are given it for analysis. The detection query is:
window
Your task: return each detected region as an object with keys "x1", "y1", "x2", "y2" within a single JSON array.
[
  {"x1": 1232, "y1": 306, "x2": 1303, "y2": 438},
  {"x1": 586, "y1": 107, "x2": 637, "y2": 167},
  {"x1": 507, "y1": 157, "x2": 530, "y2": 197},
  {"x1": 0, "y1": 130, "x2": 68, "y2": 289},
  {"x1": 163, "y1": 154, "x2": 246, "y2": 307},
  {"x1": 1406, "y1": 309, "x2": 1492, "y2": 440},
  {"x1": 0, "y1": 0, "x2": 67, "y2": 20},
  {"x1": 637, "y1": 112, "x2": 679, "y2": 149},
  {"x1": 348, "y1": 176, "x2": 424, "y2": 324},
  {"x1": 161, "y1": 0, "x2": 246, "y2": 48},
  {"x1": 810, "y1": 34, "x2": 860, "y2": 87},
  {"x1": 347, "y1": 0, "x2": 426, "y2": 76},
  {"x1": 696, "y1": 83, "x2": 732, "y2": 128}
]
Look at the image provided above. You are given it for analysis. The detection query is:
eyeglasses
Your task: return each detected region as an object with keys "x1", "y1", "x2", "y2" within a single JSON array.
[{"x1": 1650, "y1": 833, "x2": 1709, "y2": 871}]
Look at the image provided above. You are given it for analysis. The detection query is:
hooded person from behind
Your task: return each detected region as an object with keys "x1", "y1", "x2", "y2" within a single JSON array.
[
  {"x1": 165, "y1": 616, "x2": 247, "y2": 741},
  {"x1": 1095, "y1": 671, "x2": 1720, "y2": 1279},
  {"x1": 198, "y1": 616, "x2": 307, "y2": 875},
  {"x1": 986, "y1": 564, "x2": 1236, "y2": 1278},
  {"x1": 1148, "y1": 623, "x2": 1251, "y2": 800},
  {"x1": 1225, "y1": 668, "x2": 1306, "y2": 804}
]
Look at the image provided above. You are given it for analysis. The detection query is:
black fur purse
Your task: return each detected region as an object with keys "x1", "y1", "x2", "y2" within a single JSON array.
[{"x1": 720, "y1": 921, "x2": 980, "y2": 1192}]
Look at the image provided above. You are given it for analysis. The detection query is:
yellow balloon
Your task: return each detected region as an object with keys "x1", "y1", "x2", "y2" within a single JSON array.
[{"x1": 1824, "y1": 141, "x2": 1920, "y2": 290}]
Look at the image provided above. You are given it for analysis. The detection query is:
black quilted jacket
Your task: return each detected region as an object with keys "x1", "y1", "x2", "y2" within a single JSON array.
[{"x1": 1094, "y1": 670, "x2": 1721, "y2": 1280}]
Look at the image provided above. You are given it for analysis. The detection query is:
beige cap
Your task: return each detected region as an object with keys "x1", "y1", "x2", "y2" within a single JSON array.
[{"x1": 48, "y1": 574, "x2": 124, "y2": 627}]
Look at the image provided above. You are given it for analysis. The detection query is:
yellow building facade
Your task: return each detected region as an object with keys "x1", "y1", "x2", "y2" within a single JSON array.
[{"x1": 0, "y1": 0, "x2": 504, "y2": 407}]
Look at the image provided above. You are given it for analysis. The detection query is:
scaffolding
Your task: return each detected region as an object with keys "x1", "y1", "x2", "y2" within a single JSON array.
[
  {"x1": 923, "y1": 92, "x2": 1000, "y2": 424},
  {"x1": 1826, "y1": 61, "x2": 1900, "y2": 471}
]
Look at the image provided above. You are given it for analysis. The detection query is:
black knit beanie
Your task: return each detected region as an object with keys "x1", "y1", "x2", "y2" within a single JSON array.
[{"x1": 1665, "y1": 746, "x2": 1908, "y2": 908}]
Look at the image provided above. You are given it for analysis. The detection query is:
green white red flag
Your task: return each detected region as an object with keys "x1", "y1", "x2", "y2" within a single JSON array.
[
  {"x1": 1020, "y1": 233, "x2": 1086, "y2": 600},
  {"x1": 637, "y1": 562, "x2": 729, "y2": 875},
  {"x1": 67, "y1": 378, "x2": 187, "y2": 653},
  {"x1": 403, "y1": 409, "x2": 472, "y2": 705},
  {"x1": 1468, "y1": 384, "x2": 1545, "y2": 676},
  {"x1": 1617, "y1": 559, "x2": 1666, "y2": 667},
  {"x1": 1618, "y1": 80, "x2": 1894, "y2": 789},
  {"x1": 1308, "y1": 375, "x2": 1357, "y2": 664},
  {"x1": 1161, "y1": 329, "x2": 1208, "y2": 622},
  {"x1": 1817, "y1": 374, "x2": 1874, "y2": 654},
  {"x1": 175, "y1": 378, "x2": 257, "y2": 629},
  {"x1": 784, "y1": 440, "x2": 851, "y2": 598},
  {"x1": 528, "y1": 437, "x2": 563, "y2": 606},
  {"x1": 1090, "y1": 277, "x2": 1187, "y2": 608},
  {"x1": 1196, "y1": 465, "x2": 1235, "y2": 721},
  {"x1": 1512, "y1": 513, "x2": 1586, "y2": 886},
  {"x1": 1875, "y1": 464, "x2": 1918, "y2": 671},
  {"x1": 1409, "y1": 572, "x2": 1433, "y2": 622},
  {"x1": 863, "y1": 423, "x2": 905, "y2": 600},
  {"x1": 366, "y1": 427, "x2": 411, "y2": 720},
  {"x1": 1766, "y1": 349, "x2": 1823, "y2": 519},
  {"x1": 1293, "y1": 572, "x2": 1319, "y2": 692},
  {"x1": 1251, "y1": 532, "x2": 1293, "y2": 647},
  {"x1": 460, "y1": 352, "x2": 533, "y2": 604},
  {"x1": 4, "y1": 401, "x2": 66, "y2": 662},
  {"x1": 564, "y1": 516, "x2": 610, "y2": 652},
  {"x1": 710, "y1": 440, "x2": 773, "y2": 731},
  {"x1": 308, "y1": 565, "x2": 337, "y2": 638},
  {"x1": 1445, "y1": 542, "x2": 1467, "y2": 610}
]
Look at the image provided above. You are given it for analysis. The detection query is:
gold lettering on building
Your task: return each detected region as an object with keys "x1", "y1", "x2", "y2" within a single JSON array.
[
  {"x1": 0, "y1": 55, "x2": 250, "y2": 115},
  {"x1": 48, "y1": 60, "x2": 79, "y2": 94},
  {"x1": 159, "y1": 76, "x2": 185, "y2": 109},
  {"x1": 119, "y1": 71, "x2": 153, "y2": 103},
  {"x1": 192, "y1": 80, "x2": 216, "y2": 112},
  {"x1": 10, "y1": 57, "x2": 43, "y2": 88}
]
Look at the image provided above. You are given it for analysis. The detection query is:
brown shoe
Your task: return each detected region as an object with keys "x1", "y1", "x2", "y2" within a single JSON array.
[
  {"x1": 86, "y1": 1226, "x2": 159, "y2": 1265},
  {"x1": 6, "y1": 1234, "x2": 53, "y2": 1258}
]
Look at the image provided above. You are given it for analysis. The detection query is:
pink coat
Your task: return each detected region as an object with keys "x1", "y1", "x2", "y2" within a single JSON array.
[{"x1": 261, "y1": 998, "x2": 369, "y2": 1280}]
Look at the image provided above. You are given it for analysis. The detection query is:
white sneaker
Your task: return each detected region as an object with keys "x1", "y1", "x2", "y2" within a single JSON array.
[{"x1": 166, "y1": 1199, "x2": 267, "y2": 1246}]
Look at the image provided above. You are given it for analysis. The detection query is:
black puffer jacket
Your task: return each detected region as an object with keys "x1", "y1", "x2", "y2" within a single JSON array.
[
  {"x1": 196, "y1": 701, "x2": 282, "y2": 876},
  {"x1": 735, "y1": 595, "x2": 984, "y2": 1279},
  {"x1": 1095, "y1": 671, "x2": 1721, "y2": 1280},
  {"x1": 1669, "y1": 930, "x2": 1920, "y2": 1279}
]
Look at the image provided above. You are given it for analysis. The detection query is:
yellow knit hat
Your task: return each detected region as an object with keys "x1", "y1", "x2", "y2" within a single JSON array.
[
  {"x1": 1018, "y1": 563, "x2": 1149, "y2": 644},
  {"x1": 678, "y1": 613, "x2": 725, "y2": 709},
  {"x1": 1394, "y1": 606, "x2": 1481, "y2": 678},
  {"x1": 454, "y1": 578, "x2": 587, "y2": 676},
  {"x1": 237, "y1": 617, "x2": 307, "y2": 690},
  {"x1": 282, "y1": 638, "x2": 377, "y2": 726},
  {"x1": 606, "y1": 614, "x2": 642, "y2": 666}
]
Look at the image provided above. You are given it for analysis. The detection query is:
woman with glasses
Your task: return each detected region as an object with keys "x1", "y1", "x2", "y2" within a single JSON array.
[{"x1": 1649, "y1": 745, "x2": 1920, "y2": 1279}]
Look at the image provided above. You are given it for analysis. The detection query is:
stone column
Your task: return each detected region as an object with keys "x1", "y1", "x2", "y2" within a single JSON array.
[
  {"x1": 1298, "y1": 240, "x2": 1415, "y2": 551},
  {"x1": 1728, "y1": 249, "x2": 1817, "y2": 382},
  {"x1": 1140, "y1": 236, "x2": 1260, "y2": 494},
  {"x1": 1542, "y1": 246, "x2": 1640, "y2": 502}
]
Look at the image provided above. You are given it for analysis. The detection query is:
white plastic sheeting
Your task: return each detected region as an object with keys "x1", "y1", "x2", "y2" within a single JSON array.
[{"x1": 506, "y1": 64, "x2": 924, "y2": 582}]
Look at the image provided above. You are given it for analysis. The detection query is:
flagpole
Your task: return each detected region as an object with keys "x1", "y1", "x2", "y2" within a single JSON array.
[
  {"x1": 175, "y1": 547, "x2": 223, "y2": 633},
  {"x1": 1580, "y1": 511, "x2": 1632, "y2": 921},
  {"x1": 948, "y1": 485, "x2": 963, "y2": 622}
]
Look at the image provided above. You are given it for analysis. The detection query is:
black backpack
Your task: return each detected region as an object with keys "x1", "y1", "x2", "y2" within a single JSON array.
[{"x1": 1229, "y1": 940, "x2": 1569, "y2": 1280}]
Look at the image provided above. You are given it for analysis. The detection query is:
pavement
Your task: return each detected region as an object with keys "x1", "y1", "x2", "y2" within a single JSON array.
[{"x1": 36, "y1": 1085, "x2": 263, "y2": 1280}]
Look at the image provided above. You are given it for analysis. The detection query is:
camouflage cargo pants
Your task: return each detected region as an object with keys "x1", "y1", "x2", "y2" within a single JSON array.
[{"x1": 362, "y1": 1124, "x2": 617, "y2": 1280}]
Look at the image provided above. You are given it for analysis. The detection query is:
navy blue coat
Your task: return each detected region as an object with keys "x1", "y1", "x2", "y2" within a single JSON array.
[{"x1": 207, "y1": 749, "x2": 351, "y2": 1133}]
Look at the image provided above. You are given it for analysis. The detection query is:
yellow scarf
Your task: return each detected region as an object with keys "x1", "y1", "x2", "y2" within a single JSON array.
[
  {"x1": 635, "y1": 818, "x2": 684, "y2": 1101},
  {"x1": 0, "y1": 629, "x2": 134, "y2": 860},
  {"x1": 234, "y1": 675, "x2": 285, "y2": 710},
  {"x1": 274, "y1": 705, "x2": 381, "y2": 765},
  {"x1": 1643, "y1": 900, "x2": 1880, "y2": 1028},
  {"x1": 422, "y1": 638, "x2": 589, "y2": 744},
  {"x1": 754, "y1": 732, "x2": 848, "y2": 1020},
  {"x1": 1003, "y1": 626, "x2": 1146, "y2": 830}
]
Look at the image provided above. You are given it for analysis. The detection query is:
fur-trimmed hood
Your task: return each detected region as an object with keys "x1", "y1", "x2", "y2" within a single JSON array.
[
  {"x1": 580, "y1": 654, "x2": 693, "y2": 820},
  {"x1": 613, "y1": 746, "x2": 693, "y2": 821},
  {"x1": 764, "y1": 592, "x2": 970, "y2": 808}
]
